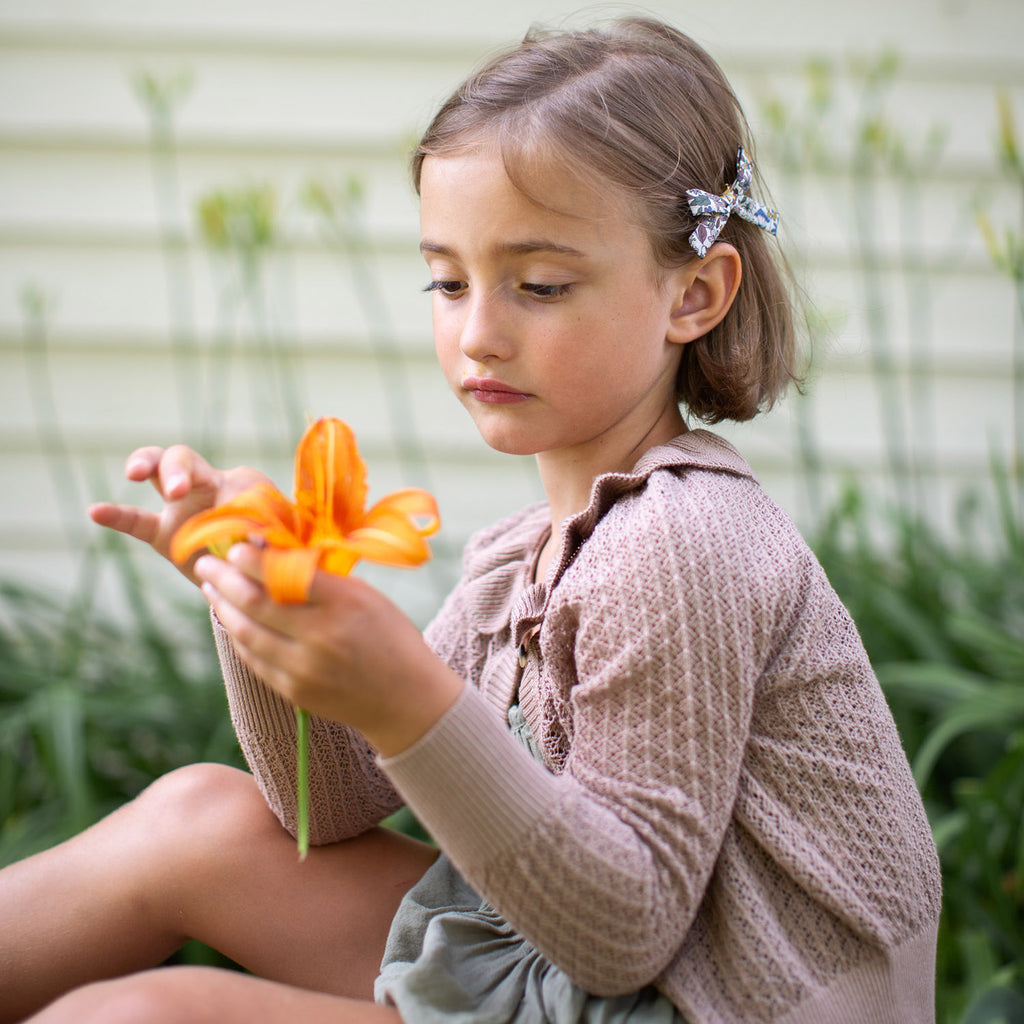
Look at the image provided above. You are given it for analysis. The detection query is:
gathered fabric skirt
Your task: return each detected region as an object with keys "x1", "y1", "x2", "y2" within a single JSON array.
[{"x1": 373, "y1": 706, "x2": 686, "y2": 1024}]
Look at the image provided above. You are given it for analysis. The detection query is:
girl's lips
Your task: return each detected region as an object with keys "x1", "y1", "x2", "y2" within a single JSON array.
[{"x1": 462, "y1": 377, "x2": 531, "y2": 404}]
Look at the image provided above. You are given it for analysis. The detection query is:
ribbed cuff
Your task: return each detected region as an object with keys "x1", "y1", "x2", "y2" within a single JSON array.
[
  {"x1": 776, "y1": 923, "x2": 939, "y2": 1024},
  {"x1": 212, "y1": 611, "x2": 297, "y2": 736}
]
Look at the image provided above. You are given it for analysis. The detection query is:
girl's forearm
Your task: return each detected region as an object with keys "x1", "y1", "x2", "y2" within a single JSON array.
[{"x1": 212, "y1": 614, "x2": 404, "y2": 843}]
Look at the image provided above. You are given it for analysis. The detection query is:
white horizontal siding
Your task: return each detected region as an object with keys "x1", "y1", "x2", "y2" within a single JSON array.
[
  {"x1": 0, "y1": 0, "x2": 1021, "y2": 619},
  {"x1": 1, "y1": 0, "x2": 1019, "y2": 61}
]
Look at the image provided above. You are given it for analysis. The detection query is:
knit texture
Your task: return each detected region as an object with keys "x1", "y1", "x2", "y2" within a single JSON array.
[
  {"x1": 214, "y1": 630, "x2": 404, "y2": 845},
  {"x1": 217, "y1": 430, "x2": 941, "y2": 1023}
]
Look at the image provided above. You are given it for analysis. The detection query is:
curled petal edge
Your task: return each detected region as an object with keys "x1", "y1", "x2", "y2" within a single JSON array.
[{"x1": 366, "y1": 488, "x2": 440, "y2": 537}]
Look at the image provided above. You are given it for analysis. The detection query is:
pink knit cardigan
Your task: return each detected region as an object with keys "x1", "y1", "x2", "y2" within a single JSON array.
[{"x1": 215, "y1": 430, "x2": 941, "y2": 1023}]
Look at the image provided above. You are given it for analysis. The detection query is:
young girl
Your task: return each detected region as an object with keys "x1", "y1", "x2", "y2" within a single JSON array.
[{"x1": 1, "y1": 17, "x2": 941, "y2": 1024}]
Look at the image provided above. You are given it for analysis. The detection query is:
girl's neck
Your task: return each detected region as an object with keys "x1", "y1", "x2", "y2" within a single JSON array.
[{"x1": 535, "y1": 408, "x2": 688, "y2": 548}]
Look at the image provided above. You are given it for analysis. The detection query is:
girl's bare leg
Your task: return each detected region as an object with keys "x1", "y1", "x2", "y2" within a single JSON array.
[
  {"x1": 0, "y1": 763, "x2": 436, "y2": 1024},
  {"x1": 27, "y1": 966, "x2": 403, "y2": 1024}
]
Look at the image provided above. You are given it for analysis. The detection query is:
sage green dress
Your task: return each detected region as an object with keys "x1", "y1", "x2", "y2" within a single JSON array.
[{"x1": 373, "y1": 705, "x2": 686, "y2": 1024}]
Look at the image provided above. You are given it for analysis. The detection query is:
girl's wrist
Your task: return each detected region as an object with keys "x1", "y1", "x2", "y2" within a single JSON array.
[{"x1": 365, "y1": 660, "x2": 465, "y2": 759}]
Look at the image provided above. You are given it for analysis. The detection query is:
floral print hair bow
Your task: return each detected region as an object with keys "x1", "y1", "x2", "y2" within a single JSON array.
[{"x1": 686, "y1": 146, "x2": 779, "y2": 258}]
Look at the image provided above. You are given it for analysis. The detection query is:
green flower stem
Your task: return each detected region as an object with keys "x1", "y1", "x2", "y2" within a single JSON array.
[{"x1": 296, "y1": 707, "x2": 310, "y2": 860}]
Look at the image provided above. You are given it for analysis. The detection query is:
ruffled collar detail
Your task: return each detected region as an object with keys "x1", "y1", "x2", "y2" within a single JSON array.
[{"x1": 461, "y1": 430, "x2": 756, "y2": 648}]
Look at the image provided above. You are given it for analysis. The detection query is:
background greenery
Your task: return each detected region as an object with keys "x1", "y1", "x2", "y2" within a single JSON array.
[{"x1": 2, "y1": 54, "x2": 1022, "y2": 1024}]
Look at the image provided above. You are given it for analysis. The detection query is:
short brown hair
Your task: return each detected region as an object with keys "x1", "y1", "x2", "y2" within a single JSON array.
[{"x1": 412, "y1": 17, "x2": 800, "y2": 423}]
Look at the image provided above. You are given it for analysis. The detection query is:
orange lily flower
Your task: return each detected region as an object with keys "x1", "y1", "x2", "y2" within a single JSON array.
[
  {"x1": 170, "y1": 417, "x2": 439, "y2": 860},
  {"x1": 170, "y1": 417, "x2": 440, "y2": 602}
]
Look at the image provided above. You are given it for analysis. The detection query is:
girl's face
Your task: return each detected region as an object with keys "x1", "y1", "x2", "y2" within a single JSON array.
[{"x1": 419, "y1": 147, "x2": 687, "y2": 466}]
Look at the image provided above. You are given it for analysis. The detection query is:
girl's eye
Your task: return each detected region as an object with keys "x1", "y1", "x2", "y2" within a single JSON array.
[
  {"x1": 423, "y1": 279, "x2": 465, "y2": 297},
  {"x1": 522, "y1": 283, "x2": 571, "y2": 299}
]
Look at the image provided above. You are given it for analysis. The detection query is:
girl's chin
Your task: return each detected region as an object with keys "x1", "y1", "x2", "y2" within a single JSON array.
[
  {"x1": 469, "y1": 420, "x2": 545, "y2": 458},
  {"x1": 480, "y1": 435, "x2": 543, "y2": 457}
]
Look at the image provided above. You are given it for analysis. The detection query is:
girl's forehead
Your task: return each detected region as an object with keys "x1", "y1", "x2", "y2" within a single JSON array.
[{"x1": 419, "y1": 146, "x2": 641, "y2": 236}]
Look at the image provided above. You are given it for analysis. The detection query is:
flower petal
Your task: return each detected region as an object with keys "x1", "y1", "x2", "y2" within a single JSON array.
[
  {"x1": 343, "y1": 512, "x2": 434, "y2": 567},
  {"x1": 170, "y1": 512, "x2": 265, "y2": 566},
  {"x1": 170, "y1": 482, "x2": 303, "y2": 566},
  {"x1": 367, "y1": 488, "x2": 441, "y2": 538},
  {"x1": 294, "y1": 419, "x2": 367, "y2": 535},
  {"x1": 261, "y1": 546, "x2": 323, "y2": 604},
  {"x1": 318, "y1": 547, "x2": 363, "y2": 579},
  {"x1": 327, "y1": 488, "x2": 439, "y2": 567},
  {"x1": 344, "y1": 529, "x2": 433, "y2": 567}
]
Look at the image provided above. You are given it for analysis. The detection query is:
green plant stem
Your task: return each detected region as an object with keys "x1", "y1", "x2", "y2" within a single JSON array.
[
  {"x1": 135, "y1": 71, "x2": 204, "y2": 451},
  {"x1": 296, "y1": 707, "x2": 310, "y2": 860},
  {"x1": 1013, "y1": 214, "x2": 1024, "y2": 520}
]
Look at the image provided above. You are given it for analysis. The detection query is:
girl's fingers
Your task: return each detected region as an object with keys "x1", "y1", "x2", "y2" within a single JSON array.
[
  {"x1": 124, "y1": 446, "x2": 165, "y2": 482},
  {"x1": 87, "y1": 502, "x2": 160, "y2": 545},
  {"x1": 199, "y1": 551, "x2": 312, "y2": 644},
  {"x1": 206, "y1": 595, "x2": 289, "y2": 689},
  {"x1": 197, "y1": 555, "x2": 283, "y2": 635},
  {"x1": 225, "y1": 542, "x2": 266, "y2": 583},
  {"x1": 198, "y1": 559, "x2": 304, "y2": 685},
  {"x1": 157, "y1": 444, "x2": 217, "y2": 501},
  {"x1": 123, "y1": 444, "x2": 215, "y2": 501}
]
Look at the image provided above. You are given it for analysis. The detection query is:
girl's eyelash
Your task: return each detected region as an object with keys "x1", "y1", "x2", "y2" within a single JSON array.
[
  {"x1": 523, "y1": 283, "x2": 571, "y2": 298},
  {"x1": 422, "y1": 280, "x2": 572, "y2": 299}
]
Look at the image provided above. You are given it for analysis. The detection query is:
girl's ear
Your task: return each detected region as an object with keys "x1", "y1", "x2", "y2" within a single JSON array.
[{"x1": 665, "y1": 242, "x2": 742, "y2": 345}]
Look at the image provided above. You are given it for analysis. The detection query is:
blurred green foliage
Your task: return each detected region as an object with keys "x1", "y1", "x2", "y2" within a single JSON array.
[
  {"x1": 0, "y1": 544, "x2": 243, "y2": 869},
  {"x1": 812, "y1": 478, "x2": 1024, "y2": 1023}
]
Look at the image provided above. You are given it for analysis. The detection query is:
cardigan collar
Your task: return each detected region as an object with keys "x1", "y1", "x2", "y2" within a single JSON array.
[{"x1": 461, "y1": 429, "x2": 757, "y2": 646}]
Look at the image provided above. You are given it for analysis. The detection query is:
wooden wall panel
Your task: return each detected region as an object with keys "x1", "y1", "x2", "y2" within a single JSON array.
[{"x1": 0, "y1": 0, "x2": 1020, "y2": 618}]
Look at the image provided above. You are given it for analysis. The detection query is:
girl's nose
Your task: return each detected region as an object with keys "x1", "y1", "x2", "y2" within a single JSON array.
[{"x1": 458, "y1": 290, "x2": 511, "y2": 362}]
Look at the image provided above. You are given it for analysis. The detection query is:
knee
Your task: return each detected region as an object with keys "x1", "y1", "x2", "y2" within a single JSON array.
[
  {"x1": 28, "y1": 970, "x2": 193, "y2": 1024},
  {"x1": 132, "y1": 763, "x2": 280, "y2": 852}
]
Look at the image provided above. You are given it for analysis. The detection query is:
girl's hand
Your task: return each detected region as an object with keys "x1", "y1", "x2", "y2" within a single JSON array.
[
  {"x1": 88, "y1": 445, "x2": 269, "y2": 586},
  {"x1": 195, "y1": 544, "x2": 464, "y2": 756}
]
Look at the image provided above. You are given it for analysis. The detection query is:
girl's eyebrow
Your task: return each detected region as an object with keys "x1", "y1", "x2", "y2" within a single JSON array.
[{"x1": 419, "y1": 239, "x2": 589, "y2": 260}]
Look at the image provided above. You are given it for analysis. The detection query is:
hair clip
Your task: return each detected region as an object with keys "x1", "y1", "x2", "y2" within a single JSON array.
[{"x1": 686, "y1": 147, "x2": 779, "y2": 258}]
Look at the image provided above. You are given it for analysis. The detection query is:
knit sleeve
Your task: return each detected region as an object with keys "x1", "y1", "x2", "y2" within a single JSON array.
[
  {"x1": 381, "y1": 472, "x2": 780, "y2": 995},
  {"x1": 212, "y1": 613, "x2": 404, "y2": 843}
]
